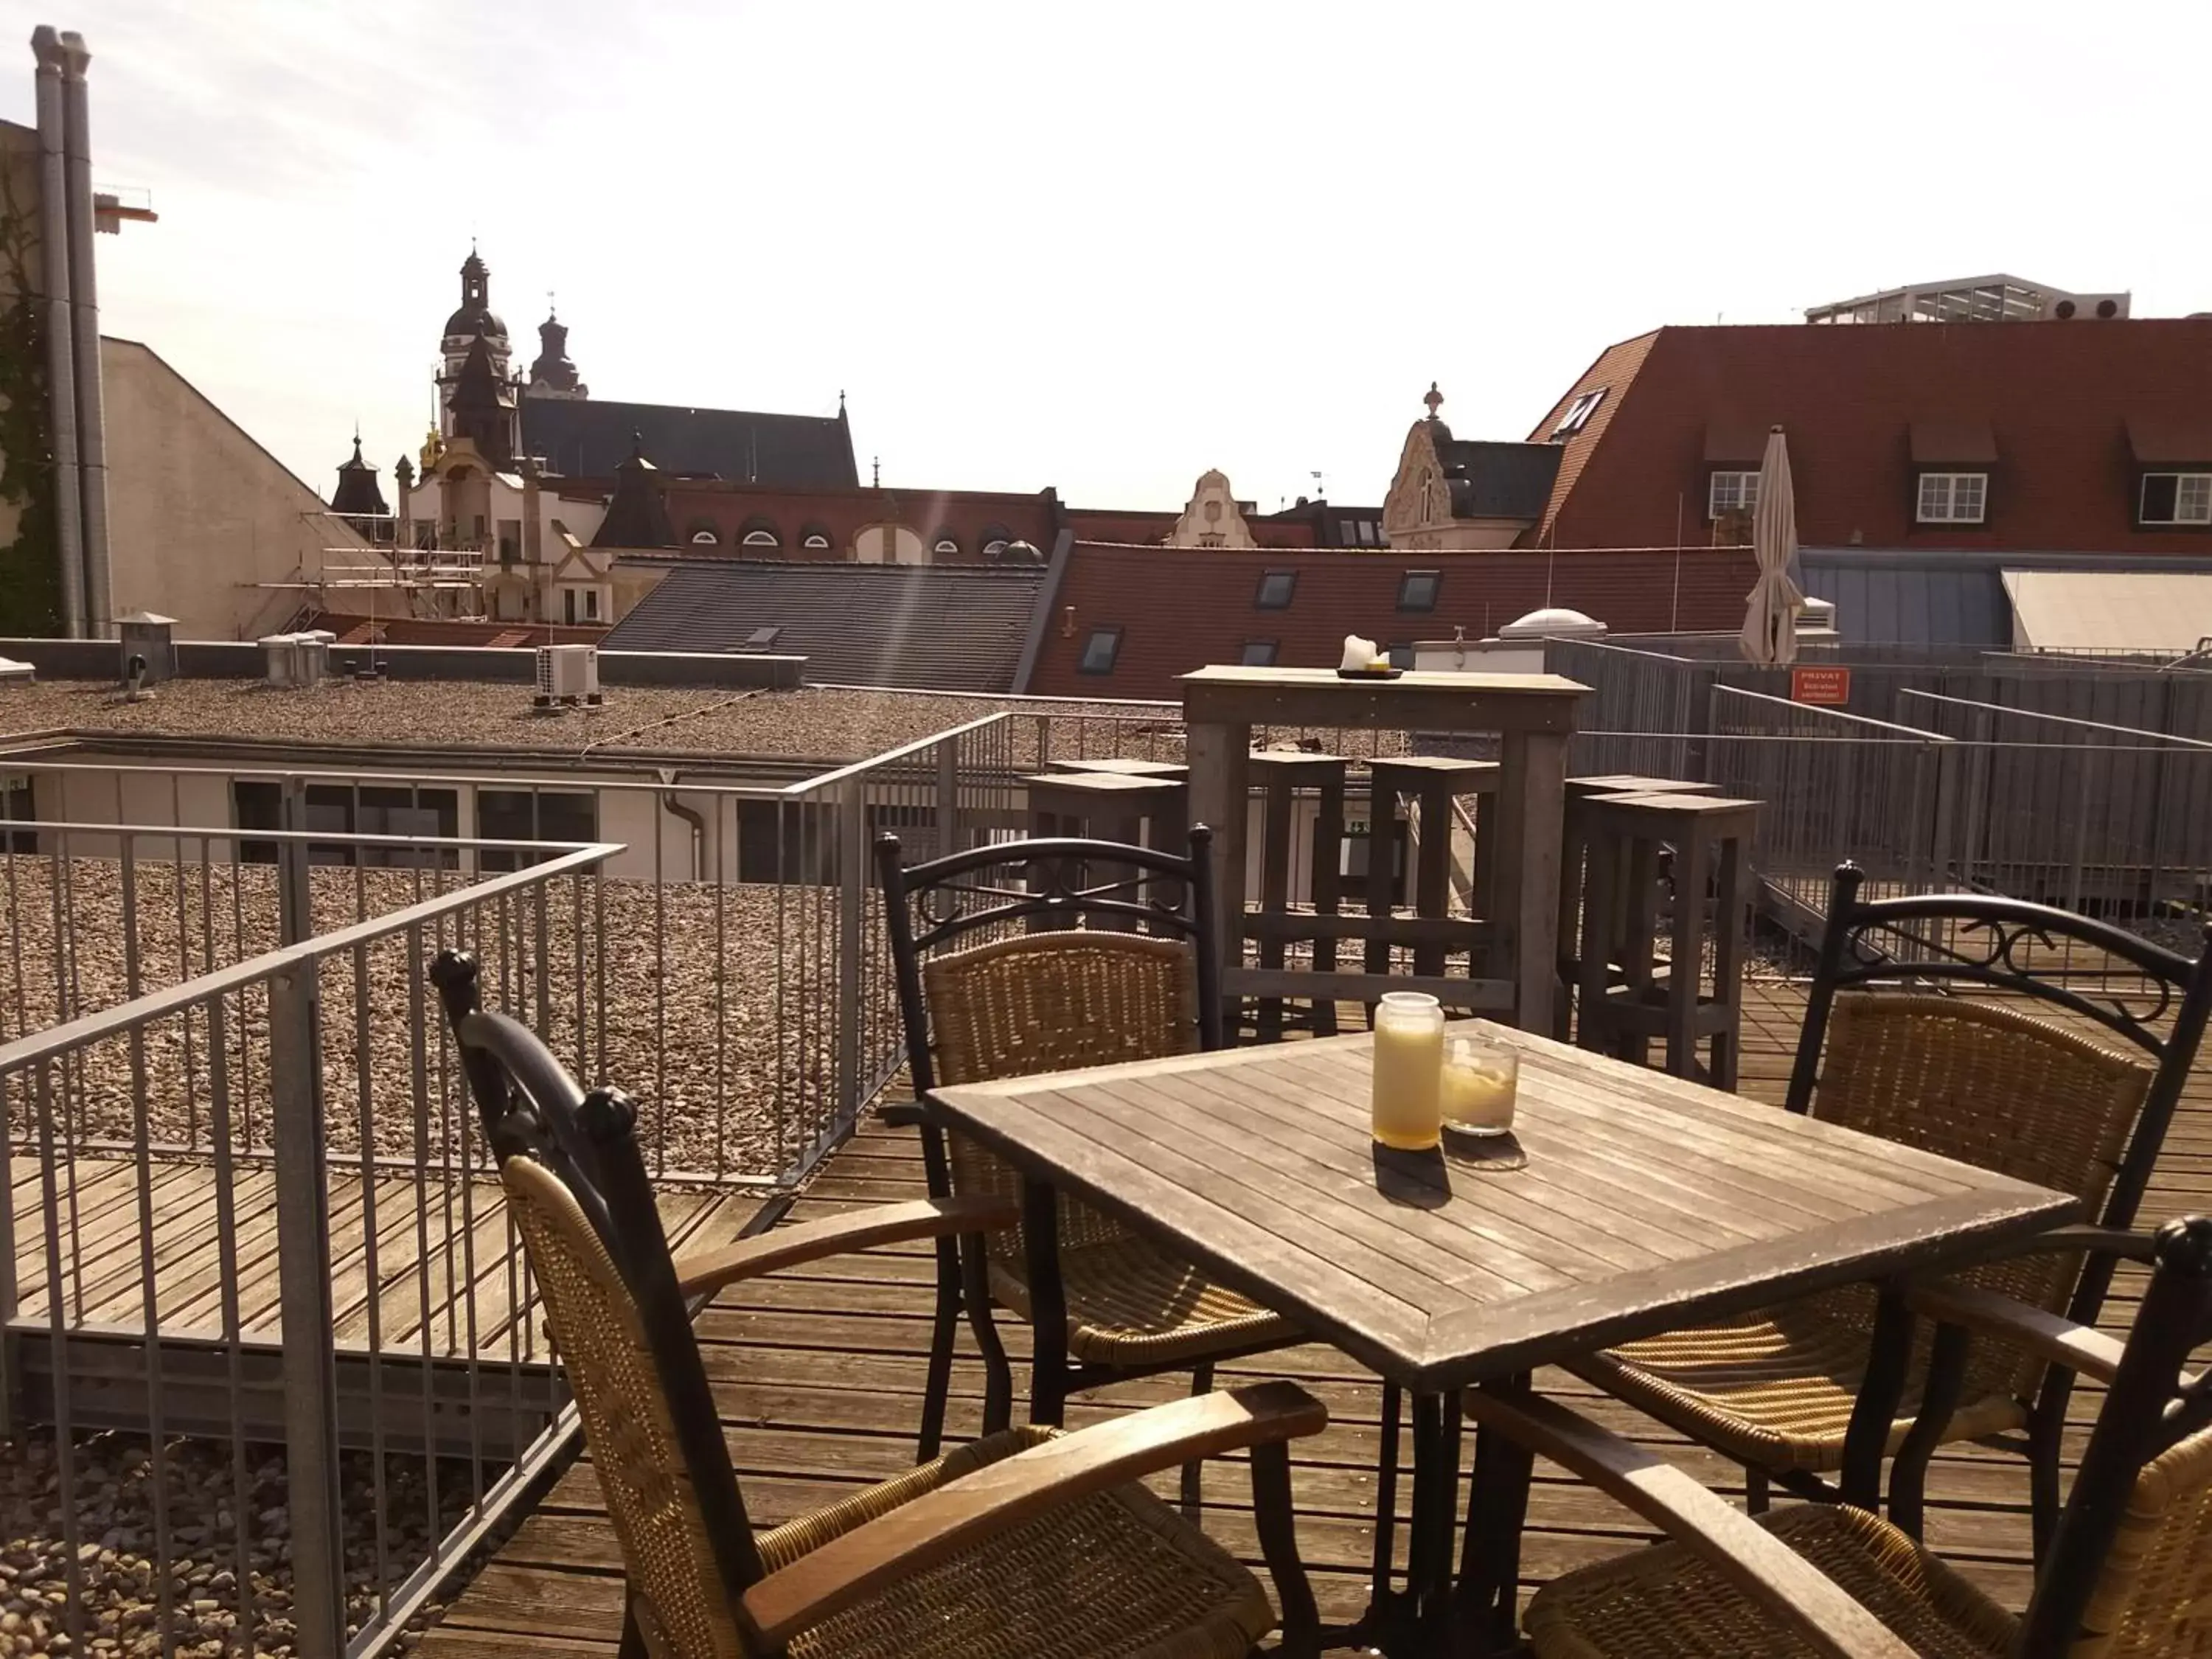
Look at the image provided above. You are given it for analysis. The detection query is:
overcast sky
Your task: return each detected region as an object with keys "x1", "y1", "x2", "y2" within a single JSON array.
[{"x1": 15, "y1": 1, "x2": 2210, "y2": 512}]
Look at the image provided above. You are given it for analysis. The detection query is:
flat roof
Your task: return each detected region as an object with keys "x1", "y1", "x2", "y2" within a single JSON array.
[{"x1": 0, "y1": 680, "x2": 1174, "y2": 770}]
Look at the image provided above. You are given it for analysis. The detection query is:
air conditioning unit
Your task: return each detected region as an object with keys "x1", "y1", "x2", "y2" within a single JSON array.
[{"x1": 535, "y1": 643, "x2": 602, "y2": 707}]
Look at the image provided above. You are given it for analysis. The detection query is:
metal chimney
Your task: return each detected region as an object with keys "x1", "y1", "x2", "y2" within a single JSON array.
[
  {"x1": 27, "y1": 27, "x2": 85, "y2": 638},
  {"x1": 57, "y1": 29, "x2": 112, "y2": 638}
]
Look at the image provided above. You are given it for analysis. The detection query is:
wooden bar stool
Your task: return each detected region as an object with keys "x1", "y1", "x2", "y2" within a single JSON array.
[
  {"x1": 1557, "y1": 775, "x2": 1722, "y2": 1041},
  {"x1": 1247, "y1": 751, "x2": 1349, "y2": 1040},
  {"x1": 1363, "y1": 757, "x2": 1499, "y2": 984},
  {"x1": 1574, "y1": 790, "x2": 1760, "y2": 1088},
  {"x1": 1023, "y1": 771, "x2": 1189, "y2": 931}
]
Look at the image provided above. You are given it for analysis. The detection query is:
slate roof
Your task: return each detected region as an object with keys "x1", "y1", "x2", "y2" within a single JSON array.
[
  {"x1": 1523, "y1": 319, "x2": 2212, "y2": 553},
  {"x1": 602, "y1": 561, "x2": 1047, "y2": 692},
  {"x1": 523, "y1": 397, "x2": 858, "y2": 488},
  {"x1": 592, "y1": 446, "x2": 678, "y2": 549},
  {"x1": 1024, "y1": 540, "x2": 1760, "y2": 699},
  {"x1": 1433, "y1": 434, "x2": 1563, "y2": 520}
]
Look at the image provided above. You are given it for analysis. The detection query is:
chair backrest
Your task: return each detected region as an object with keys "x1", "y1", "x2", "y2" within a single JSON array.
[
  {"x1": 430, "y1": 950, "x2": 761, "y2": 1659},
  {"x1": 879, "y1": 829, "x2": 1222, "y2": 1259},
  {"x1": 1789, "y1": 863, "x2": 2212, "y2": 1332},
  {"x1": 2016, "y1": 1216, "x2": 2212, "y2": 1657}
]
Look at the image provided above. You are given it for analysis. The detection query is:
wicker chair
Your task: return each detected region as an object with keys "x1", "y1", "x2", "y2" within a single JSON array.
[
  {"x1": 1466, "y1": 1216, "x2": 2212, "y2": 1659},
  {"x1": 1567, "y1": 863, "x2": 2212, "y2": 1557},
  {"x1": 428, "y1": 949, "x2": 1329, "y2": 1659},
  {"x1": 877, "y1": 829, "x2": 1304, "y2": 1478}
]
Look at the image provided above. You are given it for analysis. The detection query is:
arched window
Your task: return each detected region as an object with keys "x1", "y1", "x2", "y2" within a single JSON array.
[
  {"x1": 737, "y1": 513, "x2": 781, "y2": 552},
  {"x1": 983, "y1": 540, "x2": 1009, "y2": 561},
  {"x1": 742, "y1": 530, "x2": 779, "y2": 549},
  {"x1": 979, "y1": 524, "x2": 1013, "y2": 563},
  {"x1": 802, "y1": 533, "x2": 831, "y2": 552},
  {"x1": 933, "y1": 535, "x2": 960, "y2": 560},
  {"x1": 689, "y1": 529, "x2": 719, "y2": 546}
]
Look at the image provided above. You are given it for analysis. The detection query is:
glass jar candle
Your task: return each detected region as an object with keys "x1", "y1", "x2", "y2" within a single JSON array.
[
  {"x1": 1441, "y1": 1028, "x2": 1519, "y2": 1138},
  {"x1": 1371, "y1": 992, "x2": 1445, "y2": 1150}
]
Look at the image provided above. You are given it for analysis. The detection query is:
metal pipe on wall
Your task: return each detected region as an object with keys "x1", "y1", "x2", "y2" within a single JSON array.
[
  {"x1": 28, "y1": 27, "x2": 86, "y2": 639},
  {"x1": 58, "y1": 29, "x2": 111, "y2": 638}
]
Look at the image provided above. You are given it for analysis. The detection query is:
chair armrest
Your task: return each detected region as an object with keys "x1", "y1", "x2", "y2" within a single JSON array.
[
  {"x1": 1461, "y1": 1388, "x2": 1916, "y2": 1659},
  {"x1": 671, "y1": 1195, "x2": 1016, "y2": 1299},
  {"x1": 1957, "y1": 1223, "x2": 2160, "y2": 1267},
  {"x1": 1901, "y1": 1280, "x2": 2124, "y2": 1388},
  {"x1": 741, "y1": 1380, "x2": 1327, "y2": 1647}
]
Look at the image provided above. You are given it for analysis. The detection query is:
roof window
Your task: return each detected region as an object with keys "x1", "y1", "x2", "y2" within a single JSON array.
[
  {"x1": 1240, "y1": 640, "x2": 1279, "y2": 667},
  {"x1": 1551, "y1": 387, "x2": 1607, "y2": 439},
  {"x1": 1397, "y1": 570, "x2": 1441, "y2": 613},
  {"x1": 1079, "y1": 627, "x2": 1121, "y2": 675},
  {"x1": 1255, "y1": 570, "x2": 1296, "y2": 610}
]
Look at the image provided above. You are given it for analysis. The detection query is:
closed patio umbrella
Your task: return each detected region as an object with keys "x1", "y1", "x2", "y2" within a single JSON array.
[{"x1": 1739, "y1": 424, "x2": 1804, "y2": 666}]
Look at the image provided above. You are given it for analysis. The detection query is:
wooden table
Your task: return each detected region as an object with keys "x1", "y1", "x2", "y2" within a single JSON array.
[
  {"x1": 928, "y1": 1023, "x2": 2079, "y2": 1654},
  {"x1": 1180, "y1": 666, "x2": 1588, "y2": 1032}
]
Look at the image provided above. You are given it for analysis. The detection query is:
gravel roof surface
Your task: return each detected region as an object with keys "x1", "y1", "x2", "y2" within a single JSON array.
[{"x1": 0, "y1": 680, "x2": 1183, "y2": 768}]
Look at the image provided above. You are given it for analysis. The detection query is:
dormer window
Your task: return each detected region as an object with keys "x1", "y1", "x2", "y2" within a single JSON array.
[
  {"x1": 742, "y1": 529, "x2": 779, "y2": 548},
  {"x1": 933, "y1": 537, "x2": 961, "y2": 559},
  {"x1": 2140, "y1": 473, "x2": 2212, "y2": 526},
  {"x1": 689, "y1": 529, "x2": 719, "y2": 546},
  {"x1": 1708, "y1": 470, "x2": 1761, "y2": 519},
  {"x1": 1551, "y1": 387, "x2": 1607, "y2": 439},
  {"x1": 1916, "y1": 472, "x2": 1987, "y2": 525},
  {"x1": 801, "y1": 532, "x2": 831, "y2": 552}
]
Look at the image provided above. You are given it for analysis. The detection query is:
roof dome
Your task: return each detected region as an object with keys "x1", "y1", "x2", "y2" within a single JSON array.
[
  {"x1": 445, "y1": 301, "x2": 507, "y2": 341},
  {"x1": 1498, "y1": 606, "x2": 1606, "y2": 640}
]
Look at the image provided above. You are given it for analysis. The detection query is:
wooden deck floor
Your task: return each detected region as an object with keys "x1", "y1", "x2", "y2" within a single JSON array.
[
  {"x1": 5, "y1": 1154, "x2": 755, "y2": 1359},
  {"x1": 416, "y1": 975, "x2": 2212, "y2": 1654}
]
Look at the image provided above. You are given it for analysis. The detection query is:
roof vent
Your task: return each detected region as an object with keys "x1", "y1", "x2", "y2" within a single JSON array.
[
  {"x1": 259, "y1": 630, "x2": 332, "y2": 688},
  {"x1": 118, "y1": 611, "x2": 177, "y2": 686}
]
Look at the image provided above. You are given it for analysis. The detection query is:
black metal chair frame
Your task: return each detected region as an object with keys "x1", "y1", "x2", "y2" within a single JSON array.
[
  {"x1": 431, "y1": 950, "x2": 774, "y2": 1655},
  {"x1": 879, "y1": 827, "x2": 1304, "y2": 1462},
  {"x1": 1881, "y1": 1216, "x2": 2212, "y2": 1652},
  {"x1": 1796, "y1": 862, "x2": 2212, "y2": 1557}
]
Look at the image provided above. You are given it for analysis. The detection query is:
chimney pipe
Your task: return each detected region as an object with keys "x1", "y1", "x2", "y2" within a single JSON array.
[
  {"x1": 29, "y1": 27, "x2": 84, "y2": 638},
  {"x1": 57, "y1": 29, "x2": 111, "y2": 637}
]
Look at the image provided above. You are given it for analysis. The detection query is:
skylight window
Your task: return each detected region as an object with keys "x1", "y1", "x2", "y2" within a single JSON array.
[
  {"x1": 1079, "y1": 628, "x2": 1121, "y2": 675},
  {"x1": 1240, "y1": 640, "x2": 1279, "y2": 667},
  {"x1": 1255, "y1": 571, "x2": 1296, "y2": 610},
  {"x1": 1551, "y1": 387, "x2": 1607, "y2": 439},
  {"x1": 741, "y1": 625, "x2": 782, "y2": 650},
  {"x1": 1397, "y1": 570, "x2": 1441, "y2": 613}
]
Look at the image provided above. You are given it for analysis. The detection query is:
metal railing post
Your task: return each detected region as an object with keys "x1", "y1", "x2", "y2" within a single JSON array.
[
  {"x1": 279, "y1": 776, "x2": 313, "y2": 946},
  {"x1": 836, "y1": 775, "x2": 866, "y2": 1116},
  {"x1": 936, "y1": 735, "x2": 961, "y2": 859},
  {"x1": 269, "y1": 957, "x2": 345, "y2": 1655}
]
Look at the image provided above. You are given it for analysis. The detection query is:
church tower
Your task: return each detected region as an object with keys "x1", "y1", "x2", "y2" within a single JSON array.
[
  {"x1": 526, "y1": 307, "x2": 588, "y2": 400},
  {"x1": 437, "y1": 246, "x2": 515, "y2": 438}
]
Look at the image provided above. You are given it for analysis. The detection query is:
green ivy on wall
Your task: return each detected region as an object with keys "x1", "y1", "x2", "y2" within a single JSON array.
[{"x1": 0, "y1": 159, "x2": 61, "y2": 636}]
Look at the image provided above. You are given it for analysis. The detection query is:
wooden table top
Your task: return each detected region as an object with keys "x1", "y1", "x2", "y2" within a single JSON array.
[{"x1": 928, "y1": 1023, "x2": 2080, "y2": 1391}]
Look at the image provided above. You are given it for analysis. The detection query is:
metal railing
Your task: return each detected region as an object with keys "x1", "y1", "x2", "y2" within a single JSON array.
[
  {"x1": 0, "y1": 825, "x2": 616, "y2": 1655},
  {"x1": 0, "y1": 712, "x2": 1020, "y2": 1183}
]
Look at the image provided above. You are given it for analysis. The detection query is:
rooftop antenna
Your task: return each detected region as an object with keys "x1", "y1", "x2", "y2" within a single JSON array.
[
  {"x1": 1310, "y1": 470, "x2": 1324, "y2": 499},
  {"x1": 872, "y1": 456, "x2": 880, "y2": 488}
]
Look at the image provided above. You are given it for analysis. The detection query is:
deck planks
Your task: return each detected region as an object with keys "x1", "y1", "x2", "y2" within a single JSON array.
[{"x1": 416, "y1": 974, "x2": 2190, "y2": 1655}]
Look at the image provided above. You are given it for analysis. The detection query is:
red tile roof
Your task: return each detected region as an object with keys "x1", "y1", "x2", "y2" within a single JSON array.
[
  {"x1": 1523, "y1": 320, "x2": 2212, "y2": 553},
  {"x1": 1022, "y1": 541, "x2": 1759, "y2": 700}
]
